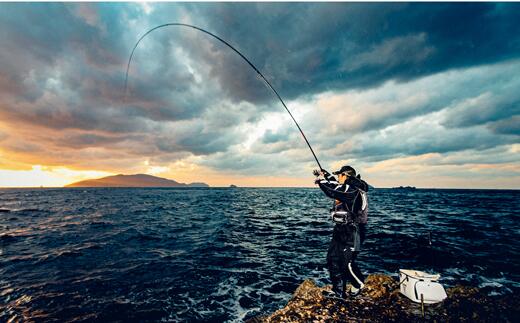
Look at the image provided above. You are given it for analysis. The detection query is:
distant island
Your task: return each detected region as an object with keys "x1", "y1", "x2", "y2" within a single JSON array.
[
  {"x1": 229, "y1": 184, "x2": 237, "y2": 188},
  {"x1": 65, "y1": 174, "x2": 209, "y2": 188},
  {"x1": 391, "y1": 186, "x2": 416, "y2": 190}
]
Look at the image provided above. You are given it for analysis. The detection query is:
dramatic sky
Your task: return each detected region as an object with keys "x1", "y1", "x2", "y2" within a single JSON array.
[{"x1": 0, "y1": 2, "x2": 519, "y2": 188}]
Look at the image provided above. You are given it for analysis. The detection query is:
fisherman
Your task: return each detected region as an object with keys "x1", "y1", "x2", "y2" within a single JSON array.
[{"x1": 313, "y1": 165, "x2": 369, "y2": 299}]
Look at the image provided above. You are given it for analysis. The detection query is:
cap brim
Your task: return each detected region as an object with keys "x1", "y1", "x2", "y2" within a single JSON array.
[{"x1": 332, "y1": 170, "x2": 342, "y2": 175}]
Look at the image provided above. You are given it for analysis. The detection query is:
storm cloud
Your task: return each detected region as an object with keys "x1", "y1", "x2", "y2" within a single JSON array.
[
  {"x1": 0, "y1": 3, "x2": 519, "y2": 187},
  {"x1": 187, "y1": 3, "x2": 520, "y2": 102}
]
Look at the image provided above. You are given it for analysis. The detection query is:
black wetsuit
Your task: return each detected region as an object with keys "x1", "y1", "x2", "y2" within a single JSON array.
[{"x1": 317, "y1": 170, "x2": 369, "y2": 297}]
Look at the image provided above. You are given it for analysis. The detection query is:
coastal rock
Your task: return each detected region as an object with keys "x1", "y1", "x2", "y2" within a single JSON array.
[{"x1": 248, "y1": 274, "x2": 519, "y2": 322}]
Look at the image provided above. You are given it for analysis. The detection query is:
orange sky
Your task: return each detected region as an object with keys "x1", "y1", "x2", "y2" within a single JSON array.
[{"x1": 2, "y1": 151, "x2": 519, "y2": 188}]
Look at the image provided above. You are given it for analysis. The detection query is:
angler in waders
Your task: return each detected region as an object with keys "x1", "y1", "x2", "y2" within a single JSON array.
[{"x1": 314, "y1": 165, "x2": 369, "y2": 299}]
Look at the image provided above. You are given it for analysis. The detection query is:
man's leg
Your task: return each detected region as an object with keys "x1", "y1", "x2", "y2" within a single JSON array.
[
  {"x1": 340, "y1": 271, "x2": 349, "y2": 299},
  {"x1": 345, "y1": 250, "x2": 365, "y2": 291},
  {"x1": 326, "y1": 239, "x2": 344, "y2": 297}
]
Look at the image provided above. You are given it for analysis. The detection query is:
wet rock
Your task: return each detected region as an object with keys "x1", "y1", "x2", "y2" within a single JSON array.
[{"x1": 247, "y1": 274, "x2": 519, "y2": 322}]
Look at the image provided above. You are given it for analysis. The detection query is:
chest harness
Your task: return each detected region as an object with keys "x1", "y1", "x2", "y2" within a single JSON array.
[{"x1": 330, "y1": 184, "x2": 368, "y2": 224}]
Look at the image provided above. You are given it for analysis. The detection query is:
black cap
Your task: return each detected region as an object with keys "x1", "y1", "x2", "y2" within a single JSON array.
[{"x1": 333, "y1": 165, "x2": 356, "y2": 176}]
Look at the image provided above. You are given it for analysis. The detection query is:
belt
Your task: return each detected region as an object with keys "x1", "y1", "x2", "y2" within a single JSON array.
[{"x1": 330, "y1": 211, "x2": 354, "y2": 224}]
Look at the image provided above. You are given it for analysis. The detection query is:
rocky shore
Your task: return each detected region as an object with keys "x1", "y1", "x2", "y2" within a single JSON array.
[{"x1": 247, "y1": 274, "x2": 519, "y2": 322}]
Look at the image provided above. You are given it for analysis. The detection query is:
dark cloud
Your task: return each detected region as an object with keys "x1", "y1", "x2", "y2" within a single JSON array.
[
  {"x1": 442, "y1": 92, "x2": 520, "y2": 131},
  {"x1": 0, "y1": 3, "x2": 130, "y2": 79},
  {"x1": 487, "y1": 116, "x2": 520, "y2": 136},
  {"x1": 188, "y1": 3, "x2": 520, "y2": 103},
  {"x1": 153, "y1": 126, "x2": 241, "y2": 156},
  {"x1": 55, "y1": 133, "x2": 140, "y2": 149},
  {"x1": 429, "y1": 145, "x2": 520, "y2": 166},
  {"x1": 335, "y1": 117, "x2": 519, "y2": 161}
]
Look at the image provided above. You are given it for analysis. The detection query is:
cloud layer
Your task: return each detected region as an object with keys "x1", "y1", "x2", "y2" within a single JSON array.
[{"x1": 0, "y1": 3, "x2": 519, "y2": 187}]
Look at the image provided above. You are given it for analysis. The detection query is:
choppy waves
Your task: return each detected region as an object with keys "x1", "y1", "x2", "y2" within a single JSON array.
[{"x1": 0, "y1": 188, "x2": 519, "y2": 321}]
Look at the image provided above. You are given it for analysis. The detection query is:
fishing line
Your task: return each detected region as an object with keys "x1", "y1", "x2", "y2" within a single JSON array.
[{"x1": 124, "y1": 23, "x2": 323, "y2": 171}]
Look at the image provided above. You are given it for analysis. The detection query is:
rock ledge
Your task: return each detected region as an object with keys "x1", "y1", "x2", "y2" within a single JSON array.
[{"x1": 248, "y1": 274, "x2": 519, "y2": 322}]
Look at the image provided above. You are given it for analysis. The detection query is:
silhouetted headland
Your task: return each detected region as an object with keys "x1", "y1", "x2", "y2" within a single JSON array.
[{"x1": 65, "y1": 174, "x2": 209, "y2": 188}]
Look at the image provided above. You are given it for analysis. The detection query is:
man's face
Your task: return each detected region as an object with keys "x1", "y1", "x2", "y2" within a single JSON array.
[{"x1": 338, "y1": 173, "x2": 348, "y2": 184}]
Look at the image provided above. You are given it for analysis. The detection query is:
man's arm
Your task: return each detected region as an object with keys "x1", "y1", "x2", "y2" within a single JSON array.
[
  {"x1": 321, "y1": 169, "x2": 339, "y2": 185},
  {"x1": 318, "y1": 181, "x2": 359, "y2": 202},
  {"x1": 314, "y1": 169, "x2": 358, "y2": 202}
]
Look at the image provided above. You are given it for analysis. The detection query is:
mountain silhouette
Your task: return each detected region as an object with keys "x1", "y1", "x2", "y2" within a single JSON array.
[{"x1": 65, "y1": 174, "x2": 209, "y2": 188}]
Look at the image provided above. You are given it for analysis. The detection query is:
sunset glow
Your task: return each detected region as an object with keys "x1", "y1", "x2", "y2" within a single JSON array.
[{"x1": 0, "y1": 166, "x2": 114, "y2": 188}]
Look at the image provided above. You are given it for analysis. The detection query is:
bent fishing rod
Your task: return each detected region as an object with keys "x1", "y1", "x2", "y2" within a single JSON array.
[{"x1": 124, "y1": 23, "x2": 324, "y2": 171}]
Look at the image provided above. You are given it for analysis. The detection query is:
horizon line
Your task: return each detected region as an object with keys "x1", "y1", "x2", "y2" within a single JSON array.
[{"x1": 0, "y1": 186, "x2": 518, "y2": 190}]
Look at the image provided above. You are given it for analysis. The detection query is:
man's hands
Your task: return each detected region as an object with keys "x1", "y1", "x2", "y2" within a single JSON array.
[{"x1": 313, "y1": 169, "x2": 324, "y2": 184}]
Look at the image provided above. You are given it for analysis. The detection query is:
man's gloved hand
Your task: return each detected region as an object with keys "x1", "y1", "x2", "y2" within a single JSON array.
[{"x1": 313, "y1": 169, "x2": 323, "y2": 185}]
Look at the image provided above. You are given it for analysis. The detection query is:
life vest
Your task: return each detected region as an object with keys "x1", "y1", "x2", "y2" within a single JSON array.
[{"x1": 330, "y1": 186, "x2": 368, "y2": 224}]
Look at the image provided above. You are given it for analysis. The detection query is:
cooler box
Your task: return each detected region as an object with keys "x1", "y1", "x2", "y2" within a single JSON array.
[{"x1": 399, "y1": 269, "x2": 447, "y2": 304}]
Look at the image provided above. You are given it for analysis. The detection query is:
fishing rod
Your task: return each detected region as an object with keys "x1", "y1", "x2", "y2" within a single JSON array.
[{"x1": 124, "y1": 23, "x2": 323, "y2": 171}]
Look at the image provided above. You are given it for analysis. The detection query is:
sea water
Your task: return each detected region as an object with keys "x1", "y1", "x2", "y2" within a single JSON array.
[{"x1": 0, "y1": 188, "x2": 518, "y2": 321}]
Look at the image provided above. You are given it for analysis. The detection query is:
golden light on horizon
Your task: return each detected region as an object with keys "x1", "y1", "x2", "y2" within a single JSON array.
[{"x1": 0, "y1": 165, "x2": 114, "y2": 188}]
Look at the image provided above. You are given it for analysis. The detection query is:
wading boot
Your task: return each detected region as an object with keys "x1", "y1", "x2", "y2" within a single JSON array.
[{"x1": 322, "y1": 276, "x2": 344, "y2": 300}]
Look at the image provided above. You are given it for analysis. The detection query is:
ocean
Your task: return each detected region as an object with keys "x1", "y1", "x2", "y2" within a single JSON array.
[{"x1": 1, "y1": 188, "x2": 519, "y2": 322}]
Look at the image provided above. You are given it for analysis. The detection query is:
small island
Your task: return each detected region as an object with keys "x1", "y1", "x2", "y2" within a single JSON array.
[
  {"x1": 65, "y1": 174, "x2": 209, "y2": 188},
  {"x1": 392, "y1": 186, "x2": 416, "y2": 191},
  {"x1": 229, "y1": 184, "x2": 238, "y2": 188}
]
